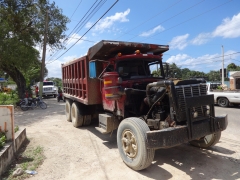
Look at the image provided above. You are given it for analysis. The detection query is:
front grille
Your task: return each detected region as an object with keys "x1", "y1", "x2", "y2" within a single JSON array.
[
  {"x1": 44, "y1": 87, "x2": 52, "y2": 91},
  {"x1": 175, "y1": 84, "x2": 207, "y2": 121}
]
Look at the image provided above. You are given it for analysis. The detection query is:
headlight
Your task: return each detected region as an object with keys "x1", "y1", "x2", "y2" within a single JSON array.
[
  {"x1": 205, "y1": 105, "x2": 210, "y2": 115},
  {"x1": 192, "y1": 111, "x2": 198, "y2": 118}
]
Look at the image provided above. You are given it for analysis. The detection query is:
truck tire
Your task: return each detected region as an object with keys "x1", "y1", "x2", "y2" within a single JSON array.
[
  {"x1": 71, "y1": 102, "x2": 83, "y2": 128},
  {"x1": 217, "y1": 97, "x2": 229, "y2": 107},
  {"x1": 65, "y1": 100, "x2": 72, "y2": 122},
  {"x1": 117, "y1": 117, "x2": 155, "y2": 171},
  {"x1": 53, "y1": 94, "x2": 56, "y2": 98},
  {"x1": 189, "y1": 131, "x2": 221, "y2": 148}
]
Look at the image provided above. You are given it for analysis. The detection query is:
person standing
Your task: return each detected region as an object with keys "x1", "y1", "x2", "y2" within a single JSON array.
[{"x1": 35, "y1": 86, "x2": 39, "y2": 97}]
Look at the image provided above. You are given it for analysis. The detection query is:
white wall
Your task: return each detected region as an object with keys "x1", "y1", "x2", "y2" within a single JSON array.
[{"x1": 0, "y1": 105, "x2": 14, "y2": 141}]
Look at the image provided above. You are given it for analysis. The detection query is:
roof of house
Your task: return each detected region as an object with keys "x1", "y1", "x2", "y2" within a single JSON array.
[{"x1": 231, "y1": 71, "x2": 240, "y2": 77}]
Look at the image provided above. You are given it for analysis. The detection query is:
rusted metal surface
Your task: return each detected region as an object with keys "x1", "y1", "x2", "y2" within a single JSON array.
[
  {"x1": 88, "y1": 40, "x2": 169, "y2": 60},
  {"x1": 62, "y1": 56, "x2": 102, "y2": 105},
  {"x1": 146, "y1": 114, "x2": 228, "y2": 149}
]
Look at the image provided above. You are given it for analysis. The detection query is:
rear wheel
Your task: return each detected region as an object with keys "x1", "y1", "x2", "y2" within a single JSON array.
[
  {"x1": 189, "y1": 131, "x2": 221, "y2": 148},
  {"x1": 65, "y1": 100, "x2": 72, "y2": 122},
  {"x1": 71, "y1": 102, "x2": 83, "y2": 128},
  {"x1": 217, "y1": 97, "x2": 229, "y2": 107},
  {"x1": 117, "y1": 117, "x2": 155, "y2": 170}
]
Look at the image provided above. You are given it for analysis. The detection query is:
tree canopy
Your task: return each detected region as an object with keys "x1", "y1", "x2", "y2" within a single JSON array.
[{"x1": 0, "y1": 0, "x2": 69, "y2": 98}]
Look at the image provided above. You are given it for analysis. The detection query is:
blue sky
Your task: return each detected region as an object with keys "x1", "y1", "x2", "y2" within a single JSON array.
[{"x1": 45, "y1": 0, "x2": 240, "y2": 78}]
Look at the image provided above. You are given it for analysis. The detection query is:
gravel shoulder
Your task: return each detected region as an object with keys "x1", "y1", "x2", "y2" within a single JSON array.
[{"x1": 14, "y1": 98, "x2": 240, "y2": 180}]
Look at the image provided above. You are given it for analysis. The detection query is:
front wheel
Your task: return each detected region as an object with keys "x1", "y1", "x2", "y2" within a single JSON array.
[
  {"x1": 20, "y1": 101, "x2": 29, "y2": 111},
  {"x1": 39, "y1": 102, "x2": 47, "y2": 109},
  {"x1": 218, "y1": 97, "x2": 229, "y2": 107},
  {"x1": 117, "y1": 117, "x2": 155, "y2": 171},
  {"x1": 189, "y1": 131, "x2": 221, "y2": 148}
]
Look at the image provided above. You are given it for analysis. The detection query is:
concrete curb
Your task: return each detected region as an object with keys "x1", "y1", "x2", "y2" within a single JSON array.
[{"x1": 0, "y1": 128, "x2": 27, "y2": 176}]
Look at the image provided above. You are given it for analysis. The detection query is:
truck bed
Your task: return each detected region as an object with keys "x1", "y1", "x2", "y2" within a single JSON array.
[{"x1": 62, "y1": 56, "x2": 102, "y2": 105}]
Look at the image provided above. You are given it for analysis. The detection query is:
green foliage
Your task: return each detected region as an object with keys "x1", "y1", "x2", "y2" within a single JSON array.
[
  {"x1": 0, "y1": 92, "x2": 19, "y2": 106},
  {"x1": 0, "y1": 0, "x2": 69, "y2": 98},
  {"x1": 14, "y1": 126, "x2": 19, "y2": 133},
  {"x1": 0, "y1": 132, "x2": 6, "y2": 149},
  {"x1": 227, "y1": 63, "x2": 240, "y2": 71}
]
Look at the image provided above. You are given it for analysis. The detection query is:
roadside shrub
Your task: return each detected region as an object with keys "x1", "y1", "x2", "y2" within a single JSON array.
[{"x1": 0, "y1": 92, "x2": 19, "y2": 106}]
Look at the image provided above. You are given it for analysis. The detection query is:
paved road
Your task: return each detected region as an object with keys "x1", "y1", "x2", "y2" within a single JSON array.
[{"x1": 14, "y1": 98, "x2": 240, "y2": 180}]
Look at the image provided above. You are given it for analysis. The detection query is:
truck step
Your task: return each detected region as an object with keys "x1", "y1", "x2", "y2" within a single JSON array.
[{"x1": 95, "y1": 127, "x2": 109, "y2": 134}]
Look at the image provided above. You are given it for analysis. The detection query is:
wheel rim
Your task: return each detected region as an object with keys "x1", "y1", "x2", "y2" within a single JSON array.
[
  {"x1": 121, "y1": 129, "x2": 138, "y2": 158},
  {"x1": 219, "y1": 99, "x2": 227, "y2": 106}
]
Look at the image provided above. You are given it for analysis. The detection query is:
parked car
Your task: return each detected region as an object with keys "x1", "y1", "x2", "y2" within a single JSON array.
[{"x1": 207, "y1": 82, "x2": 240, "y2": 107}]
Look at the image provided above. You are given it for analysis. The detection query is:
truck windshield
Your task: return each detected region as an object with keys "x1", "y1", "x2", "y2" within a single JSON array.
[
  {"x1": 43, "y1": 82, "x2": 54, "y2": 86},
  {"x1": 116, "y1": 59, "x2": 163, "y2": 79}
]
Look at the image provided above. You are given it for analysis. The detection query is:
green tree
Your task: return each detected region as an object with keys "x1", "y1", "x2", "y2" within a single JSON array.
[
  {"x1": 0, "y1": 0, "x2": 69, "y2": 98},
  {"x1": 227, "y1": 63, "x2": 240, "y2": 71},
  {"x1": 206, "y1": 70, "x2": 220, "y2": 81}
]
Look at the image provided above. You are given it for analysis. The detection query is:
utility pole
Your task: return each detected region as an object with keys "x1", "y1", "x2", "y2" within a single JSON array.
[
  {"x1": 39, "y1": 10, "x2": 48, "y2": 98},
  {"x1": 222, "y1": 45, "x2": 224, "y2": 85}
]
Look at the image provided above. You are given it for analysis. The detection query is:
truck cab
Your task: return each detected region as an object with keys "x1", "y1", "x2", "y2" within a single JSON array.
[{"x1": 36, "y1": 81, "x2": 57, "y2": 98}]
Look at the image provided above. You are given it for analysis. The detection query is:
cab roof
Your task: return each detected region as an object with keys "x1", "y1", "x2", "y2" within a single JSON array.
[{"x1": 87, "y1": 40, "x2": 169, "y2": 60}]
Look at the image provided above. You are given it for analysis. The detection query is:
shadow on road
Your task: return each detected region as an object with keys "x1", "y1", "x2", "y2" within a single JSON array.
[{"x1": 139, "y1": 143, "x2": 240, "y2": 180}]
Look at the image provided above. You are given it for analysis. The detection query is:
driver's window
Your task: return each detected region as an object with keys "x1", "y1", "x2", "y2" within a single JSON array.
[
  {"x1": 149, "y1": 63, "x2": 161, "y2": 77},
  {"x1": 118, "y1": 66, "x2": 130, "y2": 77}
]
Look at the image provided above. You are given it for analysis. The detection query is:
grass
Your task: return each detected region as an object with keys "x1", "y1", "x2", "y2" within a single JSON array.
[{"x1": 2, "y1": 140, "x2": 45, "y2": 180}]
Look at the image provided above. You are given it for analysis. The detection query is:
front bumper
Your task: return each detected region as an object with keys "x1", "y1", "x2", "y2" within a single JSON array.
[{"x1": 146, "y1": 114, "x2": 228, "y2": 149}]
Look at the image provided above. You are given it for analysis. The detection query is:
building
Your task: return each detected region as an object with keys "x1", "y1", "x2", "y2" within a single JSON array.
[{"x1": 229, "y1": 71, "x2": 240, "y2": 90}]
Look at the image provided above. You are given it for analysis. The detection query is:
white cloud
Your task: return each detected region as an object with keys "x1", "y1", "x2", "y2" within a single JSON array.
[
  {"x1": 46, "y1": 60, "x2": 64, "y2": 78},
  {"x1": 94, "y1": 9, "x2": 130, "y2": 32},
  {"x1": 169, "y1": 34, "x2": 189, "y2": 50},
  {"x1": 212, "y1": 12, "x2": 240, "y2": 38},
  {"x1": 191, "y1": 33, "x2": 212, "y2": 45},
  {"x1": 190, "y1": 12, "x2": 240, "y2": 46},
  {"x1": 166, "y1": 54, "x2": 191, "y2": 64},
  {"x1": 166, "y1": 51, "x2": 240, "y2": 72},
  {"x1": 139, "y1": 25, "x2": 164, "y2": 37},
  {"x1": 85, "y1": 22, "x2": 93, "y2": 28}
]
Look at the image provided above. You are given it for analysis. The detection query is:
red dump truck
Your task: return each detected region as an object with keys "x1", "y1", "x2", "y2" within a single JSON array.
[{"x1": 62, "y1": 40, "x2": 228, "y2": 170}]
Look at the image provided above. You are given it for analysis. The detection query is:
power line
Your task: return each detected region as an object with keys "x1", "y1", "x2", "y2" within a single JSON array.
[
  {"x1": 114, "y1": 0, "x2": 183, "y2": 40},
  {"x1": 140, "y1": 0, "x2": 233, "y2": 42},
  {"x1": 47, "y1": 0, "x2": 106, "y2": 62},
  {"x1": 171, "y1": 52, "x2": 240, "y2": 67},
  {"x1": 47, "y1": 0, "x2": 119, "y2": 64},
  {"x1": 69, "y1": 0, "x2": 82, "y2": 20}
]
